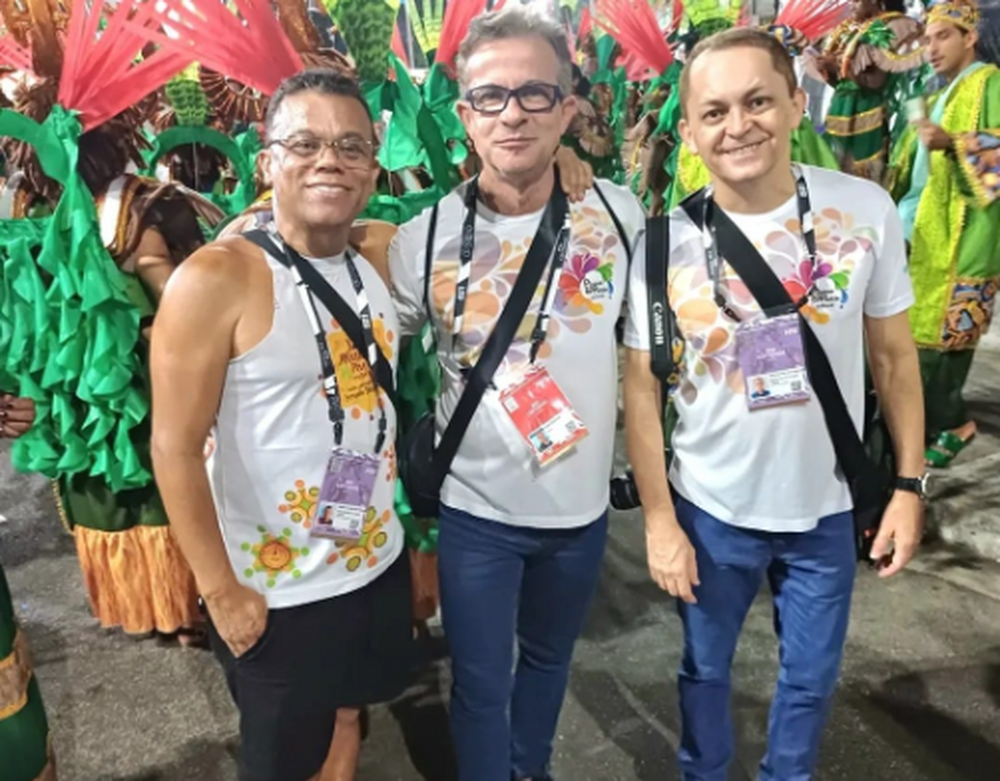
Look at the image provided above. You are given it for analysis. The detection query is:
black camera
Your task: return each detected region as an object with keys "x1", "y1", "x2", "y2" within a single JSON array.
[{"x1": 609, "y1": 471, "x2": 641, "y2": 511}]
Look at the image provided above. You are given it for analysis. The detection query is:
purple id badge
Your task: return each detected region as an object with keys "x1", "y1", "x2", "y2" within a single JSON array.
[
  {"x1": 311, "y1": 449, "x2": 380, "y2": 540},
  {"x1": 735, "y1": 313, "x2": 812, "y2": 410}
]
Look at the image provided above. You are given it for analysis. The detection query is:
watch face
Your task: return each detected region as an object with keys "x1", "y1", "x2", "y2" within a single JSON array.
[{"x1": 920, "y1": 473, "x2": 931, "y2": 499}]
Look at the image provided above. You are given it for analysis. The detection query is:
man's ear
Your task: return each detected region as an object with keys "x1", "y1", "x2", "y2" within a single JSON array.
[
  {"x1": 258, "y1": 148, "x2": 274, "y2": 188},
  {"x1": 559, "y1": 94, "x2": 579, "y2": 136},
  {"x1": 792, "y1": 87, "x2": 808, "y2": 123},
  {"x1": 456, "y1": 100, "x2": 474, "y2": 135},
  {"x1": 679, "y1": 117, "x2": 698, "y2": 155}
]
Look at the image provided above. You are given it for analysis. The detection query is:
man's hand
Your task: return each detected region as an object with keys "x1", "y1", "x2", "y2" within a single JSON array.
[
  {"x1": 646, "y1": 510, "x2": 700, "y2": 603},
  {"x1": 0, "y1": 396, "x2": 36, "y2": 439},
  {"x1": 203, "y1": 580, "x2": 269, "y2": 658},
  {"x1": 870, "y1": 491, "x2": 924, "y2": 578},
  {"x1": 555, "y1": 145, "x2": 594, "y2": 203},
  {"x1": 916, "y1": 121, "x2": 953, "y2": 152}
]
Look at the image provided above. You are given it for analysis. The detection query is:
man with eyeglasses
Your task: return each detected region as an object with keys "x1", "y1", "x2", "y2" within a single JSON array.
[
  {"x1": 389, "y1": 7, "x2": 644, "y2": 781},
  {"x1": 150, "y1": 69, "x2": 414, "y2": 781}
]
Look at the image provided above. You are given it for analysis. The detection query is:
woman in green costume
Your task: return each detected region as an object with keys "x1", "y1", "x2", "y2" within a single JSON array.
[
  {"x1": 0, "y1": 0, "x2": 224, "y2": 640},
  {"x1": 815, "y1": 0, "x2": 925, "y2": 183},
  {"x1": 889, "y1": 0, "x2": 1000, "y2": 466}
]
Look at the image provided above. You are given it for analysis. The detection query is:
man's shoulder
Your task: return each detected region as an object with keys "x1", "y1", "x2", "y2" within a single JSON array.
[
  {"x1": 803, "y1": 164, "x2": 894, "y2": 214},
  {"x1": 394, "y1": 185, "x2": 467, "y2": 249},
  {"x1": 589, "y1": 179, "x2": 645, "y2": 222},
  {"x1": 174, "y1": 237, "x2": 264, "y2": 293},
  {"x1": 666, "y1": 197, "x2": 704, "y2": 243}
]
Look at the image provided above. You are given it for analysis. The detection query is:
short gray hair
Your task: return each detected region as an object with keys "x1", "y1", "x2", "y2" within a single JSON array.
[{"x1": 456, "y1": 5, "x2": 573, "y2": 95}]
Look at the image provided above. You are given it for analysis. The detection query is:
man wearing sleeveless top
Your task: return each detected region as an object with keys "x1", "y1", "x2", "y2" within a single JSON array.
[
  {"x1": 389, "y1": 8, "x2": 644, "y2": 781},
  {"x1": 150, "y1": 70, "x2": 413, "y2": 781}
]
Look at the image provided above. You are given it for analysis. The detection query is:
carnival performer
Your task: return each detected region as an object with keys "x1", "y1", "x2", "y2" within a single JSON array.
[
  {"x1": 815, "y1": 0, "x2": 925, "y2": 182},
  {"x1": 889, "y1": 0, "x2": 1000, "y2": 467},
  {"x1": 0, "y1": 0, "x2": 223, "y2": 642}
]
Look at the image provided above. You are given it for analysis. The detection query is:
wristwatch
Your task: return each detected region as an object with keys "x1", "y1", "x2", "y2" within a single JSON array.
[{"x1": 895, "y1": 474, "x2": 930, "y2": 502}]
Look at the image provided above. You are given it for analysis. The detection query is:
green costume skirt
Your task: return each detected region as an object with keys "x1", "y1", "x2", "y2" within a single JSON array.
[
  {"x1": 918, "y1": 348, "x2": 976, "y2": 441},
  {"x1": 824, "y1": 85, "x2": 890, "y2": 182},
  {"x1": 0, "y1": 564, "x2": 54, "y2": 781}
]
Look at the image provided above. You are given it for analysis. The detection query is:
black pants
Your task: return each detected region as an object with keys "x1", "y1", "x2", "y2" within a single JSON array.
[{"x1": 208, "y1": 553, "x2": 414, "y2": 781}]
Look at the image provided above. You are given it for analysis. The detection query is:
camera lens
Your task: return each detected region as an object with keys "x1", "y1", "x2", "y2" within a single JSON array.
[{"x1": 609, "y1": 471, "x2": 641, "y2": 511}]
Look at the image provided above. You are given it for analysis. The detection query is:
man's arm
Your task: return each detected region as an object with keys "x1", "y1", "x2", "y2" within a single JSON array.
[
  {"x1": 623, "y1": 347, "x2": 699, "y2": 603},
  {"x1": 865, "y1": 311, "x2": 925, "y2": 577},
  {"x1": 150, "y1": 240, "x2": 267, "y2": 655}
]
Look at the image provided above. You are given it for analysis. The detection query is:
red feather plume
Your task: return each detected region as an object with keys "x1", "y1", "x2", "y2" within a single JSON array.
[
  {"x1": 57, "y1": 0, "x2": 192, "y2": 132},
  {"x1": 392, "y1": 14, "x2": 409, "y2": 67},
  {"x1": 670, "y1": 0, "x2": 684, "y2": 32},
  {"x1": 0, "y1": 34, "x2": 32, "y2": 73},
  {"x1": 130, "y1": 0, "x2": 304, "y2": 97},
  {"x1": 774, "y1": 0, "x2": 851, "y2": 41},
  {"x1": 436, "y1": 0, "x2": 503, "y2": 73},
  {"x1": 579, "y1": 7, "x2": 594, "y2": 40},
  {"x1": 595, "y1": 0, "x2": 673, "y2": 75}
]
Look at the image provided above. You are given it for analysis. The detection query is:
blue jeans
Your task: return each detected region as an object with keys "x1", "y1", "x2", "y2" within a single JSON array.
[
  {"x1": 438, "y1": 505, "x2": 608, "y2": 781},
  {"x1": 673, "y1": 495, "x2": 856, "y2": 781}
]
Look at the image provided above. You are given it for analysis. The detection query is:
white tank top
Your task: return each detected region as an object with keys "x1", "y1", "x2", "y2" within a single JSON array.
[{"x1": 207, "y1": 247, "x2": 404, "y2": 609}]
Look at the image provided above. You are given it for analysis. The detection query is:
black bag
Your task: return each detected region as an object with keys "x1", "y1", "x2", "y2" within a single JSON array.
[
  {"x1": 399, "y1": 184, "x2": 570, "y2": 518},
  {"x1": 681, "y1": 195, "x2": 892, "y2": 559}
]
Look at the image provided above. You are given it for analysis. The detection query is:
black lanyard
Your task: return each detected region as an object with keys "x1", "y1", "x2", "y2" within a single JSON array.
[
  {"x1": 450, "y1": 177, "x2": 573, "y2": 364},
  {"x1": 702, "y1": 167, "x2": 817, "y2": 323},
  {"x1": 277, "y1": 234, "x2": 388, "y2": 454}
]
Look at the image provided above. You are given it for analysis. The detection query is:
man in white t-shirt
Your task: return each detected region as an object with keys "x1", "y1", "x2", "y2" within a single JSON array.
[
  {"x1": 389, "y1": 8, "x2": 643, "y2": 781},
  {"x1": 624, "y1": 29, "x2": 926, "y2": 781}
]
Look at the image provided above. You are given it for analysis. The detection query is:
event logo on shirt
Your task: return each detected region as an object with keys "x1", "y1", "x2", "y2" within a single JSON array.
[
  {"x1": 581, "y1": 269, "x2": 613, "y2": 303},
  {"x1": 560, "y1": 252, "x2": 615, "y2": 315},
  {"x1": 809, "y1": 276, "x2": 848, "y2": 312}
]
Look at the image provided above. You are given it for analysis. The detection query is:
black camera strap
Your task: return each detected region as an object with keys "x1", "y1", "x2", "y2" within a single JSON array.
[{"x1": 645, "y1": 214, "x2": 675, "y2": 385}]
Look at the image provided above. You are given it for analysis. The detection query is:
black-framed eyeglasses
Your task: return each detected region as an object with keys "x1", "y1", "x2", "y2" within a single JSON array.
[
  {"x1": 464, "y1": 82, "x2": 564, "y2": 115},
  {"x1": 269, "y1": 135, "x2": 377, "y2": 167}
]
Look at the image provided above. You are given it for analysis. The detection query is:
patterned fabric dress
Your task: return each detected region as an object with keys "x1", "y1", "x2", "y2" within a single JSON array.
[{"x1": 890, "y1": 64, "x2": 1000, "y2": 438}]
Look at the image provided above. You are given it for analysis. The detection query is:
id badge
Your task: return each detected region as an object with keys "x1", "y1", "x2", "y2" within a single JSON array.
[
  {"x1": 499, "y1": 366, "x2": 588, "y2": 466},
  {"x1": 311, "y1": 448, "x2": 380, "y2": 540},
  {"x1": 735, "y1": 313, "x2": 812, "y2": 410}
]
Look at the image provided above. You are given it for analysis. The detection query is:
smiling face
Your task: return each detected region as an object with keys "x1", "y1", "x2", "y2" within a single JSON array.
[
  {"x1": 925, "y1": 20, "x2": 978, "y2": 79},
  {"x1": 262, "y1": 90, "x2": 378, "y2": 232},
  {"x1": 679, "y1": 46, "x2": 805, "y2": 191},
  {"x1": 457, "y1": 36, "x2": 576, "y2": 186}
]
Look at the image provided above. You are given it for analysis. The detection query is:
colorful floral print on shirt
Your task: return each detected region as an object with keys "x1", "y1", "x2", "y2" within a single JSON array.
[
  {"x1": 669, "y1": 209, "x2": 870, "y2": 400},
  {"x1": 429, "y1": 206, "x2": 626, "y2": 372}
]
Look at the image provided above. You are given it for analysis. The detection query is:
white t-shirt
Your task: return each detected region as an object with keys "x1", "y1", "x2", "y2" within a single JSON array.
[
  {"x1": 625, "y1": 165, "x2": 914, "y2": 532},
  {"x1": 390, "y1": 179, "x2": 645, "y2": 528},
  {"x1": 207, "y1": 248, "x2": 404, "y2": 609}
]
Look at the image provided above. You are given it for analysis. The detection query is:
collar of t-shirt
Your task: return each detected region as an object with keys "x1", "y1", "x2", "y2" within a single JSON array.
[
  {"x1": 719, "y1": 192, "x2": 797, "y2": 233},
  {"x1": 474, "y1": 198, "x2": 547, "y2": 226}
]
